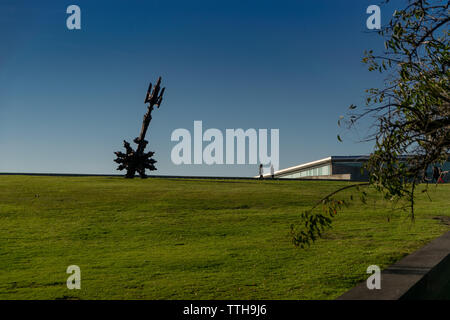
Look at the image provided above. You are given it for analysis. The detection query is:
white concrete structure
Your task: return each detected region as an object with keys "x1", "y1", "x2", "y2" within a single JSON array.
[{"x1": 258, "y1": 155, "x2": 370, "y2": 181}]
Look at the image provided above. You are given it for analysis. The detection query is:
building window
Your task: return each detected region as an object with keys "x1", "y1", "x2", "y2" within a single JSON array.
[{"x1": 279, "y1": 163, "x2": 332, "y2": 178}]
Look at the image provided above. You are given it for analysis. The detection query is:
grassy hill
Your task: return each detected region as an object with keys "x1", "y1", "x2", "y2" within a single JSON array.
[{"x1": 0, "y1": 175, "x2": 449, "y2": 299}]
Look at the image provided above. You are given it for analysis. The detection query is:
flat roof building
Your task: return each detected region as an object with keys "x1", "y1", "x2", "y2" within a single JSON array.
[
  {"x1": 261, "y1": 155, "x2": 450, "y2": 182},
  {"x1": 262, "y1": 156, "x2": 369, "y2": 181}
]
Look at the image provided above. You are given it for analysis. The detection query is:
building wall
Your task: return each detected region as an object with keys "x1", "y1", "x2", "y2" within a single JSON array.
[
  {"x1": 332, "y1": 160, "x2": 450, "y2": 182},
  {"x1": 332, "y1": 161, "x2": 368, "y2": 181}
]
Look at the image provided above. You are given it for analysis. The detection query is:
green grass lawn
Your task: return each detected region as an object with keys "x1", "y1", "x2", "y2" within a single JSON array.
[{"x1": 0, "y1": 175, "x2": 449, "y2": 300}]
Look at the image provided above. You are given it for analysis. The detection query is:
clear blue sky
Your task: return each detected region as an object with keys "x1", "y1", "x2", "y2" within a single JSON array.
[{"x1": 0, "y1": 0, "x2": 401, "y2": 176}]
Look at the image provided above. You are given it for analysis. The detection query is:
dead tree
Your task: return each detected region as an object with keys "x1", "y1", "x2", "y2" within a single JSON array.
[{"x1": 114, "y1": 77, "x2": 165, "y2": 178}]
